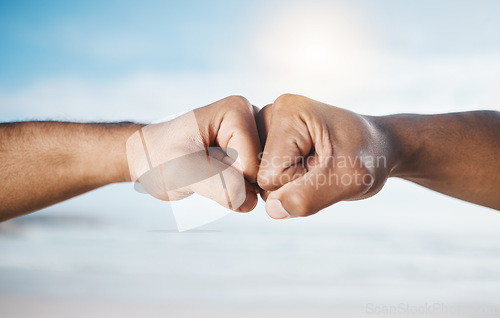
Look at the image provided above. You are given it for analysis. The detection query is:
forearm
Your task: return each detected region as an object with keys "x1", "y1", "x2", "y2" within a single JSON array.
[
  {"x1": 374, "y1": 111, "x2": 500, "y2": 210},
  {"x1": 0, "y1": 121, "x2": 143, "y2": 221}
]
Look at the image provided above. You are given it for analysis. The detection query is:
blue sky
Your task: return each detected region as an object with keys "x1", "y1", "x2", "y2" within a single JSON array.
[
  {"x1": 2, "y1": 0, "x2": 498, "y2": 89},
  {"x1": 0, "y1": 0, "x2": 254, "y2": 86}
]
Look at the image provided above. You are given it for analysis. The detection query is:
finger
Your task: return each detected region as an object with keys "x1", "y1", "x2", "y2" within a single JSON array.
[
  {"x1": 216, "y1": 142, "x2": 258, "y2": 212},
  {"x1": 218, "y1": 145, "x2": 258, "y2": 212},
  {"x1": 260, "y1": 188, "x2": 271, "y2": 201},
  {"x1": 218, "y1": 98, "x2": 262, "y2": 183},
  {"x1": 255, "y1": 104, "x2": 272, "y2": 148},
  {"x1": 235, "y1": 181, "x2": 258, "y2": 213},
  {"x1": 187, "y1": 156, "x2": 248, "y2": 211},
  {"x1": 136, "y1": 165, "x2": 191, "y2": 201},
  {"x1": 137, "y1": 148, "x2": 249, "y2": 211},
  {"x1": 264, "y1": 165, "x2": 365, "y2": 219},
  {"x1": 257, "y1": 105, "x2": 312, "y2": 192},
  {"x1": 252, "y1": 105, "x2": 260, "y2": 118}
]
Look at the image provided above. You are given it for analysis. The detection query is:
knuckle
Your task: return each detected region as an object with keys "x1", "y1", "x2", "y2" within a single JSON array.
[
  {"x1": 259, "y1": 104, "x2": 273, "y2": 118},
  {"x1": 224, "y1": 95, "x2": 252, "y2": 112},
  {"x1": 273, "y1": 93, "x2": 302, "y2": 110},
  {"x1": 274, "y1": 93, "x2": 297, "y2": 103}
]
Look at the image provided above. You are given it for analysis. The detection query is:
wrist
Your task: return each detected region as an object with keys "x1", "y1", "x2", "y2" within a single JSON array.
[
  {"x1": 115, "y1": 123, "x2": 146, "y2": 183},
  {"x1": 86, "y1": 122, "x2": 145, "y2": 184},
  {"x1": 369, "y1": 114, "x2": 421, "y2": 178}
]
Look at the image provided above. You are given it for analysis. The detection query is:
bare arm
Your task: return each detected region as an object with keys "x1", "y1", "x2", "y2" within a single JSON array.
[
  {"x1": 0, "y1": 96, "x2": 261, "y2": 222},
  {"x1": 0, "y1": 121, "x2": 142, "y2": 221},
  {"x1": 257, "y1": 94, "x2": 500, "y2": 219},
  {"x1": 375, "y1": 111, "x2": 500, "y2": 210}
]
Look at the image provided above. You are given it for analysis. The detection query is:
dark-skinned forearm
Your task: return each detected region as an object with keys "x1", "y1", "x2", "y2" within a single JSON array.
[
  {"x1": 373, "y1": 111, "x2": 500, "y2": 210},
  {"x1": 0, "y1": 121, "x2": 143, "y2": 221}
]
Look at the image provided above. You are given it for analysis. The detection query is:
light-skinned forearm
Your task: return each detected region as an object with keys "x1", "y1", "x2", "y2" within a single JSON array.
[
  {"x1": 0, "y1": 121, "x2": 143, "y2": 221},
  {"x1": 373, "y1": 111, "x2": 500, "y2": 210}
]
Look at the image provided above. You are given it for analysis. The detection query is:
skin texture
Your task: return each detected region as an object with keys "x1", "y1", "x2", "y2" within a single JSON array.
[
  {"x1": 0, "y1": 94, "x2": 498, "y2": 222},
  {"x1": 0, "y1": 96, "x2": 260, "y2": 222},
  {"x1": 127, "y1": 95, "x2": 261, "y2": 212},
  {"x1": 0, "y1": 121, "x2": 140, "y2": 221},
  {"x1": 257, "y1": 94, "x2": 500, "y2": 219}
]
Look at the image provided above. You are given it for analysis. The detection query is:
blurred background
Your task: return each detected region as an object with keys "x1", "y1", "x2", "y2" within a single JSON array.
[{"x1": 0, "y1": 0, "x2": 499, "y2": 317}]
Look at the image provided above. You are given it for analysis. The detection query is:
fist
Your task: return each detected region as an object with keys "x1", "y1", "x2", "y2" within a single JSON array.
[
  {"x1": 127, "y1": 96, "x2": 261, "y2": 212},
  {"x1": 257, "y1": 94, "x2": 395, "y2": 219}
]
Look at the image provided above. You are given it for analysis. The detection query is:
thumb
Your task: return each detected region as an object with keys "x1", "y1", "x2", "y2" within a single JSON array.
[{"x1": 264, "y1": 165, "x2": 365, "y2": 219}]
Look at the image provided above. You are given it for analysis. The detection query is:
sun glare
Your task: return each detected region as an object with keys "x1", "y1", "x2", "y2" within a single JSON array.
[{"x1": 255, "y1": 3, "x2": 373, "y2": 76}]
